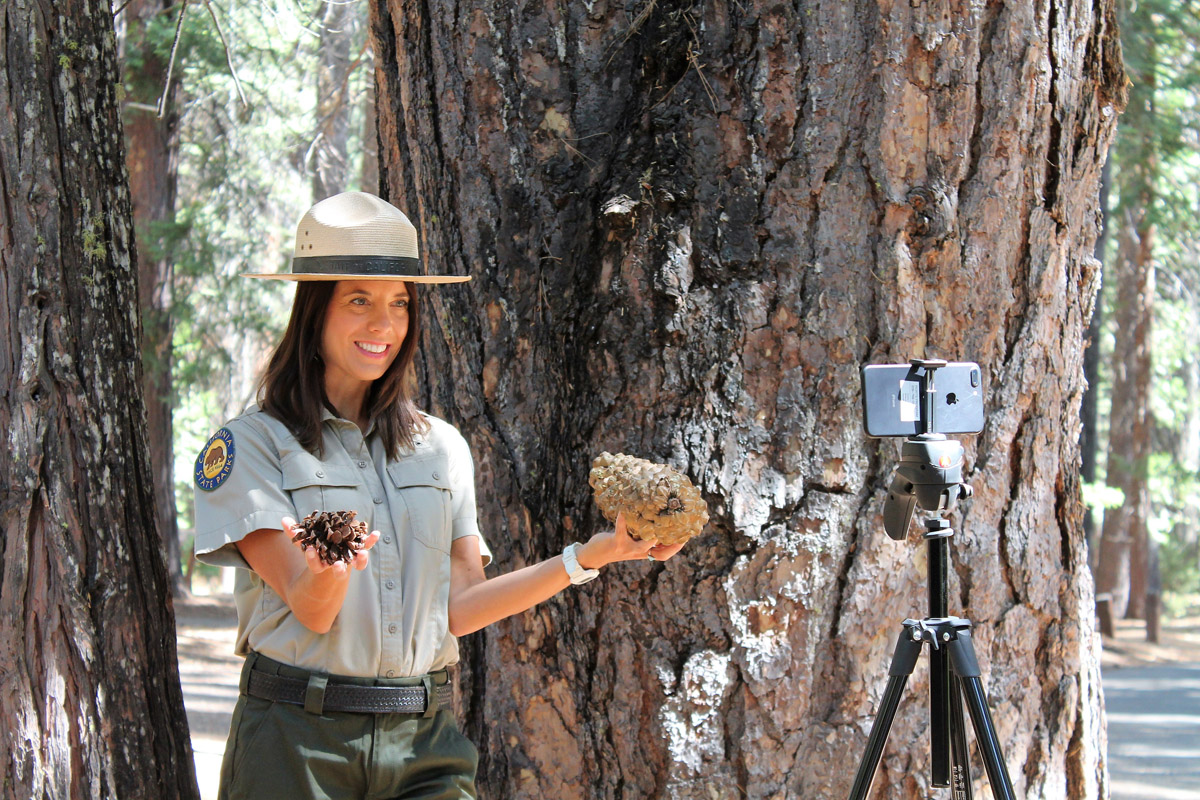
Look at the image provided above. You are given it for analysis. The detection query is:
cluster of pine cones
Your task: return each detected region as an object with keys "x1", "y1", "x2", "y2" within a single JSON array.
[
  {"x1": 291, "y1": 509, "x2": 368, "y2": 565},
  {"x1": 589, "y1": 452, "x2": 708, "y2": 545}
]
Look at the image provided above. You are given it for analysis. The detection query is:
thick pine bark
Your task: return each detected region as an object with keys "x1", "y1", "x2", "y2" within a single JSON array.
[
  {"x1": 0, "y1": 2, "x2": 198, "y2": 798},
  {"x1": 373, "y1": 1, "x2": 1123, "y2": 798},
  {"x1": 122, "y1": 0, "x2": 183, "y2": 597}
]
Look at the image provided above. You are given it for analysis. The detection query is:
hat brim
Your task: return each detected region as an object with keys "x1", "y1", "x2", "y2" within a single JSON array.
[{"x1": 241, "y1": 273, "x2": 471, "y2": 283}]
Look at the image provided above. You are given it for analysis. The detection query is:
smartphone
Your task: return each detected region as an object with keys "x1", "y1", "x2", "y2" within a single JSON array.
[{"x1": 861, "y1": 362, "x2": 984, "y2": 438}]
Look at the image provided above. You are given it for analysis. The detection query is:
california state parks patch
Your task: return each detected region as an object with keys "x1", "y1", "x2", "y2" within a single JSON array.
[{"x1": 195, "y1": 428, "x2": 236, "y2": 491}]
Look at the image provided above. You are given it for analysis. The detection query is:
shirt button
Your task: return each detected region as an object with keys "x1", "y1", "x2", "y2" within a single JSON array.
[
  {"x1": 432, "y1": 471, "x2": 440, "y2": 480},
  {"x1": 315, "y1": 470, "x2": 325, "y2": 478},
  {"x1": 386, "y1": 670, "x2": 395, "y2": 678},
  {"x1": 383, "y1": 535, "x2": 392, "y2": 544},
  {"x1": 388, "y1": 623, "x2": 397, "y2": 634},
  {"x1": 386, "y1": 580, "x2": 395, "y2": 590},
  {"x1": 358, "y1": 460, "x2": 367, "y2": 468},
  {"x1": 373, "y1": 497, "x2": 383, "y2": 504}
]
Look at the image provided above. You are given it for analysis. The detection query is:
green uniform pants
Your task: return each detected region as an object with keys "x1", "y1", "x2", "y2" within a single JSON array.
[{"x1": 219, "y1": 653, "x2": 478, "y2": 800}]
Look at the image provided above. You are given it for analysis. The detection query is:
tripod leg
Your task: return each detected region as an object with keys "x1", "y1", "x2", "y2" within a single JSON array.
[
  {"x1": 930, "y1": 648, "x2": 951, "y2": 786},
  {"x1": 947, "y1": 628, "x2": 1017, "y2": 800},
  {"x1": 848, "y1": 625, "x2": 923, "y2": 800},
  {"x1": 948, "y1": 676, "x2": 973, "y2": 800}
]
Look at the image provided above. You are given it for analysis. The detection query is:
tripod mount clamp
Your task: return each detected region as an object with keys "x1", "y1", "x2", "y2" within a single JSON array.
[{"x1": 882, "y1": 438, "x2": 974, "y2": 540}]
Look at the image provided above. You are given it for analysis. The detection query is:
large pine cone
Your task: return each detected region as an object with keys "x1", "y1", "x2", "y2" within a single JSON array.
[
  {"x1": 589, "y1": 452, "x2": 708, "y2": 545},
  {"x1": 291, "y1": 509, "x2": 369, "y2": 565}
]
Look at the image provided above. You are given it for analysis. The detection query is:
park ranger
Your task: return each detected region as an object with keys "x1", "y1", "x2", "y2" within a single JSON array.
[{"x1": 192, "y1": 191, "x2": 687, "y2": 800}]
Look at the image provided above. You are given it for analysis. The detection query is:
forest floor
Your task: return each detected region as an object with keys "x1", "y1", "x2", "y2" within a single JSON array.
[
  {"x1": 175, "y1": 592, "x2": 240, "y2": 800},
  {"x1": 1100, "y1": 614, "x2": 1200, "y2": 668},
  {"x1": 173, "y1": 594, "x2": 1200, "y2": 800},
  {"x1": 1101, "y1": 616, "x2": 1200, "y2": 800}
]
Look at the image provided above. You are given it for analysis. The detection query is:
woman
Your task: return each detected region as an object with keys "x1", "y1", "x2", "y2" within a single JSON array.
[{"x1": 193, "y1": 192, "x2": 685, "y2": 800}]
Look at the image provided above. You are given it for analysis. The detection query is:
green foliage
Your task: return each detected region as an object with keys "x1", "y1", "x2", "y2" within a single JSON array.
[
  {"x1": 1099, "y1": 0, "x2": 1200, "y2": 612},
  {"x1": 119, "y1": 0, "x2": 373, "y2": 529},
  {"x1": 1083, "y1": 482, "x2": 1126, "y2": 511}
]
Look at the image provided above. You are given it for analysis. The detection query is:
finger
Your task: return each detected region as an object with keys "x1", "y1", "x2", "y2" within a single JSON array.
[
  {"x1": 360, "y1": 530, "x2": 381, "y2": 552},
  {"x1": 329, "y1": 559, "x2": 348, "y2": 577},
  {"x1": 353, "y1": 549, "x2": 371, "y2": 571},
  {"x1": 615, "y1": 512, "x2": 628, "y2": 538},
  {"x1": 634, "y1": 537, "x2": 657, "y2": 556},
  {"x1": 649, "y1": 542, "x2": 685, "y2": 561},
  {"x1": 304, "y1": 545, "x2": 328, "y2": 574}
]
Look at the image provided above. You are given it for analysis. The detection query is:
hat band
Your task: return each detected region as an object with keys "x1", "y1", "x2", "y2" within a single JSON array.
[{"x1": 291, "y1": 255, "x2": 423, "y2": 276}]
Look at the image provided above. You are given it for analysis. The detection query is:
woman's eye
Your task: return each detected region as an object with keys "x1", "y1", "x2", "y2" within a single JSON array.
[
  {"x1": 394, "y1": 300, "x2": 409, "y2": 308},
  {"x1": 350, "y1": 297, "x2": 367, "y2": 306}
]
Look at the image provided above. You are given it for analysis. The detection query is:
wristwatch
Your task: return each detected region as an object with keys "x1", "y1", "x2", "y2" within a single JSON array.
[{"x1": 561, "y1": 542, "x2": 600, "y2": 585}]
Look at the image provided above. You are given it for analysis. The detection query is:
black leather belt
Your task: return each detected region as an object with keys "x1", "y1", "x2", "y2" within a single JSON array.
[{"x1": 247, "y1": 669, "x2": 453, "y2": 714}]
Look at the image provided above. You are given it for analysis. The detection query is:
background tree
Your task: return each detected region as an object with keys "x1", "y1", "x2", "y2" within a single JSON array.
[
  {"x1": 1092, "y1": 0, "x2": 1200, "y2": 632},
  {"x1": 0, "y1": 1, "x2": 198, "y2": 797},
  {"x1": 120, "y1": 0, "x2": 185, "y2": 597},
  {"x1": 373, "y1": 1, "x2": 1122, "y2": 798},
  {"x1": 311, "y1": 0, "x2": 366, "y2": 199}
]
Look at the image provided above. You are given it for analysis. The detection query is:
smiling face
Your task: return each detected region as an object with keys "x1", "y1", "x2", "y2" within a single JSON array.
[{"x1": 320, "y1": 280, "x2": 410, "y2": 409}]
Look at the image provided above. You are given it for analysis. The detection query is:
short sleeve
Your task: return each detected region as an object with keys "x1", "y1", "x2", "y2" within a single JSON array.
[
  {"x1": 192, "y1": 416, "x2": 294, "y2": 569},
  {"x1": 441, "y1": 422, "x2": 492, "y2": 568}
]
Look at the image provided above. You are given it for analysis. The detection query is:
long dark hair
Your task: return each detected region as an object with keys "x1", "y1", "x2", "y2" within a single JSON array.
[{"x1": 258, "y1": 280, "x2": 428, "y2": 459}]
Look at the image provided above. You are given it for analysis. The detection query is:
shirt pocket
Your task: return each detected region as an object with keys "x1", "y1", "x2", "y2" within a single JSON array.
[
  {"x1": 387, "y1": 455, "x2": 453, "y2": 553},
  {"x1": 280, "y1": 451, "x2": 363, "y2": 520}
]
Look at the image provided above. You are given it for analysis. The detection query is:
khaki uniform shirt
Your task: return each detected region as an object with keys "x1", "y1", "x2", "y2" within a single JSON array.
[{"x1": 193, "y1": 404, "x2": 491, "y2": 678}]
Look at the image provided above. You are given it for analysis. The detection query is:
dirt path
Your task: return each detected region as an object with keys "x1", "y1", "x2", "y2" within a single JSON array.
[
  {"x1": 1100, "y1": 615, "x2": 1200, "y2": 669},
  {"x1": 175, "y1": 594, "x2": 241, "y2": 800}
]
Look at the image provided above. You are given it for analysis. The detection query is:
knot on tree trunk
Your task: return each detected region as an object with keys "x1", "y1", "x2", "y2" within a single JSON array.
[{"x1": 906, "y1": 185, "x2": 956, "y2": 242}]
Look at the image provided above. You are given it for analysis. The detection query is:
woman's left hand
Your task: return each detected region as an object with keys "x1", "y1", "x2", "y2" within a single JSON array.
[{"x1": 577, "y1": 512, "x2": 687, "y2": 569}]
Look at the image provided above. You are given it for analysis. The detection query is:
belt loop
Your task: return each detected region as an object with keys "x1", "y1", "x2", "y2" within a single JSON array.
[
  {"x1": 421, "y1": 674, "x2": 437, "y2": 719},
  {"x1": 239, "y1": 652, "x2": 260, "y2": 696},
  {"x1": 304, "y1": 674, "x2": 329, "y2": 715}
]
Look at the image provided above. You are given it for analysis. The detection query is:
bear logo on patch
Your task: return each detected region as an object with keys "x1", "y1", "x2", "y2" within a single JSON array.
[{"x1": 195, "y1": 428, "x2": 236, "y2": 491}]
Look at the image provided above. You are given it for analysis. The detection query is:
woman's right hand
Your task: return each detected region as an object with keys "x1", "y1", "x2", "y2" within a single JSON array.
[{"x1": 282, "y1": 516, "x2": 381, "y2": 575}]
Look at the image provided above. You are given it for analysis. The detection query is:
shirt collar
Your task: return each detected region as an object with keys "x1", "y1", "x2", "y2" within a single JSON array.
[{"x1": 321, "y1": 405, "x2": 377, "y2": 438}]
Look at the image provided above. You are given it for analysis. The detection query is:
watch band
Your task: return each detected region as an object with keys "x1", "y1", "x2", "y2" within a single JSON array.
[{"x1": 562, "y1": 542, "x2": 600, "y2": 585}]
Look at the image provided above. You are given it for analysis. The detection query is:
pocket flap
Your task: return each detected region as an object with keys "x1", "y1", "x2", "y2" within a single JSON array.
[
  {"x1": 281, "y1": 452, "x2": 359, "y2": 490},
  {"x1": 387, "y1": 456, "x2": 452, "y2": 490}
]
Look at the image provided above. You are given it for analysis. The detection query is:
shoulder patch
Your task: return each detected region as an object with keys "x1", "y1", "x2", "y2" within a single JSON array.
[{"x1": 195, "y1": 428, "x2": 236, "y2": 491}]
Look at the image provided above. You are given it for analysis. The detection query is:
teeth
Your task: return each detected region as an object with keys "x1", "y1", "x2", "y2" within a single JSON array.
[{"x1": 357, "y1": 342, "x2": 387, "y2": 353}]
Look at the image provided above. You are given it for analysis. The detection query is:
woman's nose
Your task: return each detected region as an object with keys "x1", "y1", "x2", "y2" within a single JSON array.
[{"x1": 367, "y1": 307, "x2": 391, "y2": 333}]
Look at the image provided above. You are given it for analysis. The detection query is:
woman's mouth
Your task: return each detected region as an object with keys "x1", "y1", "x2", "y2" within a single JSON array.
[{"x1": 355, "y1": 341, "x2": 390, "y2": 357}]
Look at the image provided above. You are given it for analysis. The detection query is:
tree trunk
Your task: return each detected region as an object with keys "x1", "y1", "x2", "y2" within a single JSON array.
[
  {"x1": 0, "y1": 2, "x2": 199, "y2": 798},
  {"x1": 1093, "y1": 218, "x2": 1153, "y2": 620},
  {"x1": 362, "y1": 45, "x2": 380, "y2": 193},
  {"x1": 373, "y1": 1, "x2": 1123, "y2": 797},
  {"x1": 122, "y1": 0, "x2": 184, "y2": 598},
  {"x1": 1081, "y1": 156, "x2": 1110, "y2": 562},
  {"x1": 312, "y1": 0, "x2": 362, "y2": 199}
]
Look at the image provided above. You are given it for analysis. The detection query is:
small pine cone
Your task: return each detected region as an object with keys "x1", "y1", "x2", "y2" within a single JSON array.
[
  {"x1": 588, "y1": 452, "x2": 708, "y2": 546},
  {"x1": 291, "y1": 509, "x2": 369, "y2": 565}
]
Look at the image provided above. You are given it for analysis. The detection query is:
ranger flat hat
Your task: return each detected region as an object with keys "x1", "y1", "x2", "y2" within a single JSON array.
[{"x1": 242, "y1": 191, "x2": 470, "y2": 283}]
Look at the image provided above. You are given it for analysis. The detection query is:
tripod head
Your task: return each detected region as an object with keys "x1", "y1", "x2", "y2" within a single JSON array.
[
  {"x1": 861, "y1": 358, "x2": 982, "y2": 539},
  {"x1": 883, "y1": 436, "x2": 973, "y2": 540}
]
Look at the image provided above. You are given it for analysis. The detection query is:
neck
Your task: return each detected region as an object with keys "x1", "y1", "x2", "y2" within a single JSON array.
[{"x1": 325, "y1": 380, "x2": 370, "y2": 429}]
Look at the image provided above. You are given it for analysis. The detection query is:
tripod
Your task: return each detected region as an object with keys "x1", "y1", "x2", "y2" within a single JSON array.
[{"x1": 847, "y1": 434, "x2": 1018, "y2": 799}]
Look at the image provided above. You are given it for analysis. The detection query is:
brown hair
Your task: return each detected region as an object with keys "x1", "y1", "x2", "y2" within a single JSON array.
[{"x1": 258, "y1": 281, "x2": 428, "y2": 459}]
